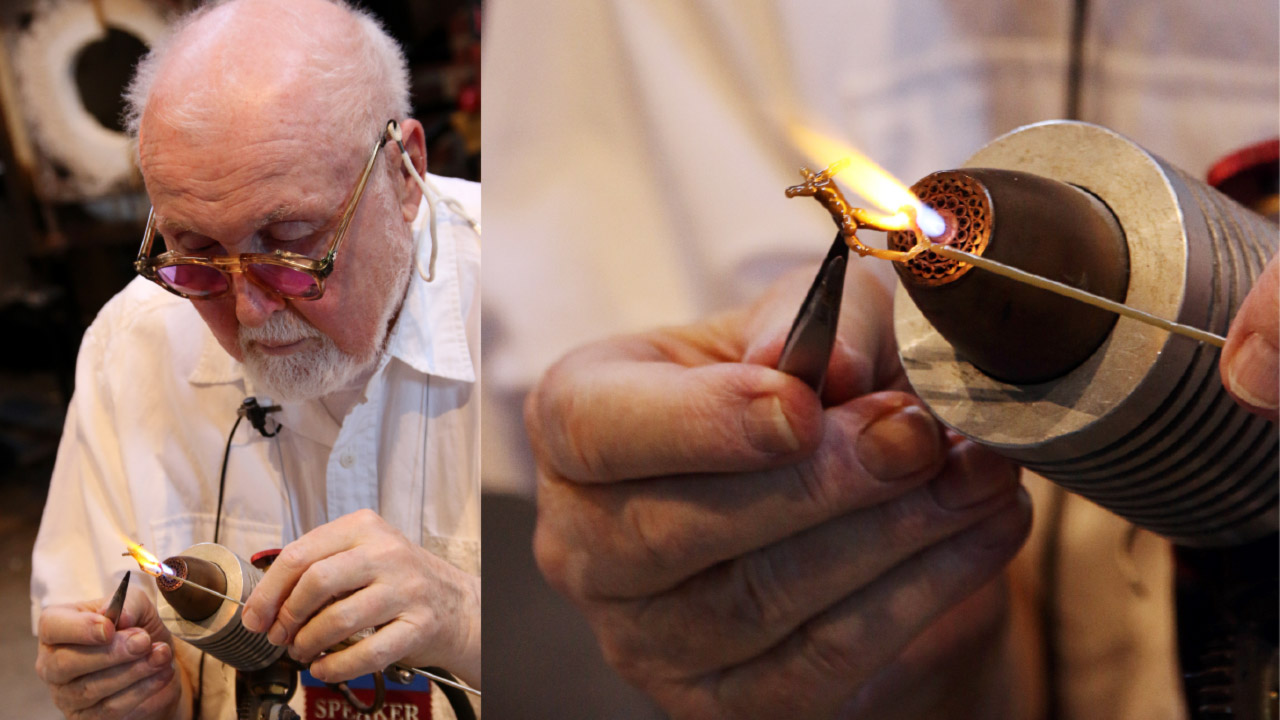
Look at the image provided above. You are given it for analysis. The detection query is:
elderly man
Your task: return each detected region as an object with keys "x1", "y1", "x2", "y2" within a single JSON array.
[{"x1": 30, "y1": 1, "x2": 480, "y2": 718}]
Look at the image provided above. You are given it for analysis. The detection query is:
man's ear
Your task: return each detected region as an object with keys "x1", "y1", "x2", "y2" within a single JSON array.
[{"x1": 393, "y1": 118, "x2": 427, "y2": 222}]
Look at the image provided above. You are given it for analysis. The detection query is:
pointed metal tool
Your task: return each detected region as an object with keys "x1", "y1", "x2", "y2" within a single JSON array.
[
  {"x1": 777, "y1": 233, "x2": 848, "y2": 393},
  {"x1": 102, "y1": 571, "x2": 131, "y2": 629}
]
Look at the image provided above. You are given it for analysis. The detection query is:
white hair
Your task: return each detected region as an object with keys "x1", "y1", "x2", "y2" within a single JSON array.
[{"x1": 124, "y1": 0, "x2": 410, "y2": 157}]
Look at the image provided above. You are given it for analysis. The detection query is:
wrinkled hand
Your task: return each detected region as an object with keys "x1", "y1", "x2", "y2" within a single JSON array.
[
  {"x1": 1221, "y1": 253, "x2": 1278, "y2": 421},
  {"x1": 35, "y1": 587, "x2": 183, "y2": 720},
  {"x1": 527, "y1": 265, "x2": 1033, "y2": 718},
  {"x1": 240, "y1": 509, "x2": 481, "y2": 688}
]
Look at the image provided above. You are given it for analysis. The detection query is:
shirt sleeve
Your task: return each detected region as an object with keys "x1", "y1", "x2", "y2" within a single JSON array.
[{"x1": 30, "y1": 294, "x2": 141, "y2": 630}]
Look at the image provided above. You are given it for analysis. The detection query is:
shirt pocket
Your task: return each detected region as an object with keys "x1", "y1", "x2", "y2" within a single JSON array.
[{"x1": 148, "y1": 513, "x2": 284, "y2": 570}]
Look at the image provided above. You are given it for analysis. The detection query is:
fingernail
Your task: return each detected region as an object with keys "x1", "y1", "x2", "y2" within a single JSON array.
[
  {"x1": 148, "y1": 644, "x2": 172, "y2": 668},
  {"x1": 95, "y1": 623, "x2": 108, "y2": 644},
  {"x1": 932, "y1": 444, "x2": 1020, "y2": 511},
  {"x1": 241, "y1": 607, "x2": 261, "y2": 632},
  {"x1": 857, "y1": 405, "x2": 940, "y2": 480},
  {"x1": 1227, "y1": 333, "x2": 1279, "y2": 410},
  {"x1": 126, "y1": 631, "x2": 150, "y2": 656},
  {"x1": 744, "y1": 395, "x2": 800, "y2": 454},
  {"x1": 267, "y1": 624, "x2": 287, "y2": 646}
]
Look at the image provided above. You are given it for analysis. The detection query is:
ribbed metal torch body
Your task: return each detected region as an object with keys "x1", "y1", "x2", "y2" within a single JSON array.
[{"x1": 893, "y1": 121, "x2": 1278, "y2": 547}]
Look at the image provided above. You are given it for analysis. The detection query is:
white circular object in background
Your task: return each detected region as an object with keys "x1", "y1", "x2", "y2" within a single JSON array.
[{"x1": 14, "y1": 0, "x2": 167, "y2": 198}]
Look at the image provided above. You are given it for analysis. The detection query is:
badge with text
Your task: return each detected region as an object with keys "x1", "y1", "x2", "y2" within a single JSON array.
[{"x1": 301, "y1": 669, "x2": 433, "y2": 720}]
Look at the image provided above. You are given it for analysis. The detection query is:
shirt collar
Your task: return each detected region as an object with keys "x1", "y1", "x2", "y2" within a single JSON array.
[
  {"x1": 386, "y1": 183, "x2": 478, "y2": 383},
  {"x1": 187, "y1": 180, "x2": 479, "y2": 388},
  {"x1": 188, "y1": 327, "x2": 242, "y2": 386}
]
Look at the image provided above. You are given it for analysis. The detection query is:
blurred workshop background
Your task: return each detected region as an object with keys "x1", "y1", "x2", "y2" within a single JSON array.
[{"x1": 0, "y1": 0, "x2": 478, "y2": 716}]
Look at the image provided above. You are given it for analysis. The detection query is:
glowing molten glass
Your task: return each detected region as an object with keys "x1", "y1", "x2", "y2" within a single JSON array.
[
  {"x1": 122, "y1": 542, "x2": 175, "y2": 578},
  {"x1": 788, "y1": 124, "x2": 946, "y2": 238}
]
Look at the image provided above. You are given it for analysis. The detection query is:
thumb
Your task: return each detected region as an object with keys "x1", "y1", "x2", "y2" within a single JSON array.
[{"x1": 1221, "y1": 253, "x2": 1278, "y2": 421}]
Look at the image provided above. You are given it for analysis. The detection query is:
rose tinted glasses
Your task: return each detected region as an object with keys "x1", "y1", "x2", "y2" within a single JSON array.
[{"x1": 134, "y1": 123, "x2": 394, "y2": 301}]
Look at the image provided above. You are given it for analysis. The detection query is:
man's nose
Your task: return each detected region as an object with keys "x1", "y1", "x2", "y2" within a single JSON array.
[{"x1": 233, "y1": 272, "x2": 287, "y2": 327}]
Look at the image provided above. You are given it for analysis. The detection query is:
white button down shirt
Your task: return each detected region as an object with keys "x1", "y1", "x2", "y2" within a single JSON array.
[{"x1": 30, "y1": 177, "x2": 480, "y2": 716}]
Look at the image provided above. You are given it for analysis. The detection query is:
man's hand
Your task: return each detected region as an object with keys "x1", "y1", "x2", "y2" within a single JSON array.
[
  {"x1": 35, "y1": 588, "x2": 183, "y2": 720},
  {"x1": 240, "y1": 509, "x2": 481, "y2": 688},
  {"x1": 1221, "y1": 253, "x2": 1278, "y2": 421},
  {"x1": 526, "y1": 266, "x2": 1034, "y2": 718}
]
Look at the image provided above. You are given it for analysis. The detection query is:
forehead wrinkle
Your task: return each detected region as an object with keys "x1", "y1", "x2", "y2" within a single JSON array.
[
  {"x1": 142, "y1": 132, "x2": 308, "y2": 185},
  {"x1": 142, "y1": 135, "x2": 345, "y2": 238},
  {"x1": 144, "y1": 132, "x2": 359, "y2": 201}
]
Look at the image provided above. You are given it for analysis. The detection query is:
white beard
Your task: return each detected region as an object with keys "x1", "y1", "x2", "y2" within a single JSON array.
[{"x1": 238, "y1": 309, "x2": 374, "y2": 402}]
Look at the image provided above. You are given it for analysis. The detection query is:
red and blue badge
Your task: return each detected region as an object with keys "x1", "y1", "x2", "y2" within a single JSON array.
[{"x1": 300, "y1": 669, "x2": 433, "y2": 720}]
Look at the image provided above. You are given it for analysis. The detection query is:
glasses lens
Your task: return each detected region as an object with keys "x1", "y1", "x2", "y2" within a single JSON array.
[
  {"x1": 246, "y1": 262, "x2": 322, "y2": 299},
  {"x1": 158, "y1": 264, "x2": 229, "y2": 297}
]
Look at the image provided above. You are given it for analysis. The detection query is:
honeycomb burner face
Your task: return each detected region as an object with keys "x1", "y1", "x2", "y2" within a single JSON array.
[
  {"x1": 155, "y1": 556, "x2": 186, "y2": 592},
  {"x1": 888, "y1": 172, "x2": 991, "y2": 285}
]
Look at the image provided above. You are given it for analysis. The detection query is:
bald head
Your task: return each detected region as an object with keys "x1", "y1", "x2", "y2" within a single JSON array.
[{"x1": 127, "y1": 0, "x2": 409, "y2": 159}]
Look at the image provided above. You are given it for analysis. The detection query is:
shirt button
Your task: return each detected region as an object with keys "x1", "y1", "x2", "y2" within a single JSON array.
[{"x1": 340, "y1": 453, "x2": 355, "y2": 468}]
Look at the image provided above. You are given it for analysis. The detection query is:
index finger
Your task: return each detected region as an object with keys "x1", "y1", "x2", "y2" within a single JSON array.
[
  {"x1": 1221, "y1": 253, "x2": 1278, "y2": 420},
  {"x1": 241, "y1": 512, "x2": 366, "y2": 634},
  {"x1": 38, "y1": 605, "x2": 112, "y2": 647},
  {"x1": 528, "y1": 340, "x2": 825, "y2": 483}
]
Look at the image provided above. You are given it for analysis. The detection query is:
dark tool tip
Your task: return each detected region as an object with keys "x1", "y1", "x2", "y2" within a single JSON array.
[
  {"x1": 102, "y1": 571, "x2": 131, "y2": 629},
  {"x1": 777, "y1": 233, "x2": 849, "y2": 392}
]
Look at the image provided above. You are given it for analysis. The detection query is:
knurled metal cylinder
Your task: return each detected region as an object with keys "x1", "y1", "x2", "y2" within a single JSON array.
[
  {"x1": 157, "y1": 542, "x2": 286, "y2": 671},
  {"x1": 894, "y1": 121, "x2": 1279, "y2": 547}
]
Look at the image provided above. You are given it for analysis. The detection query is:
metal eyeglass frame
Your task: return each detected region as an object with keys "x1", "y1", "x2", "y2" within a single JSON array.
[{"x1": 133, "y1": 121, "x2": 396, "y2": 301}]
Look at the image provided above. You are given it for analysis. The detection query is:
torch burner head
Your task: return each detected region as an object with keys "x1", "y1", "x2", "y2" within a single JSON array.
[
  {"x1": 889, "y1": 167, "x2": 1129, "y2": 384},
  {"x1": 888, "y1": 172, "x2": 991, "y2": 285},
  {"x1": 157, "y1": 554, "x2": 227, "y2": 622}
]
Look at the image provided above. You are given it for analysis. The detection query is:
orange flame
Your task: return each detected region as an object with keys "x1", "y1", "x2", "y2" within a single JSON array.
[
  {"x1": 788, "y1": 124, "x2": 945, "y2": 237},
  {"x1": 122, "y1": 542, "x2": 173, "y2": 578}
]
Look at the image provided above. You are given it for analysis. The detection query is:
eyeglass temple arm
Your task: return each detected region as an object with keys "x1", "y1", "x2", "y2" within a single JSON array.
[
  {"x1": 134, "y1": 208, "x2": 160, "y2": 277},
  {"x1": 319, "y1": 126, "x2": 392, "y2": 270}
]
